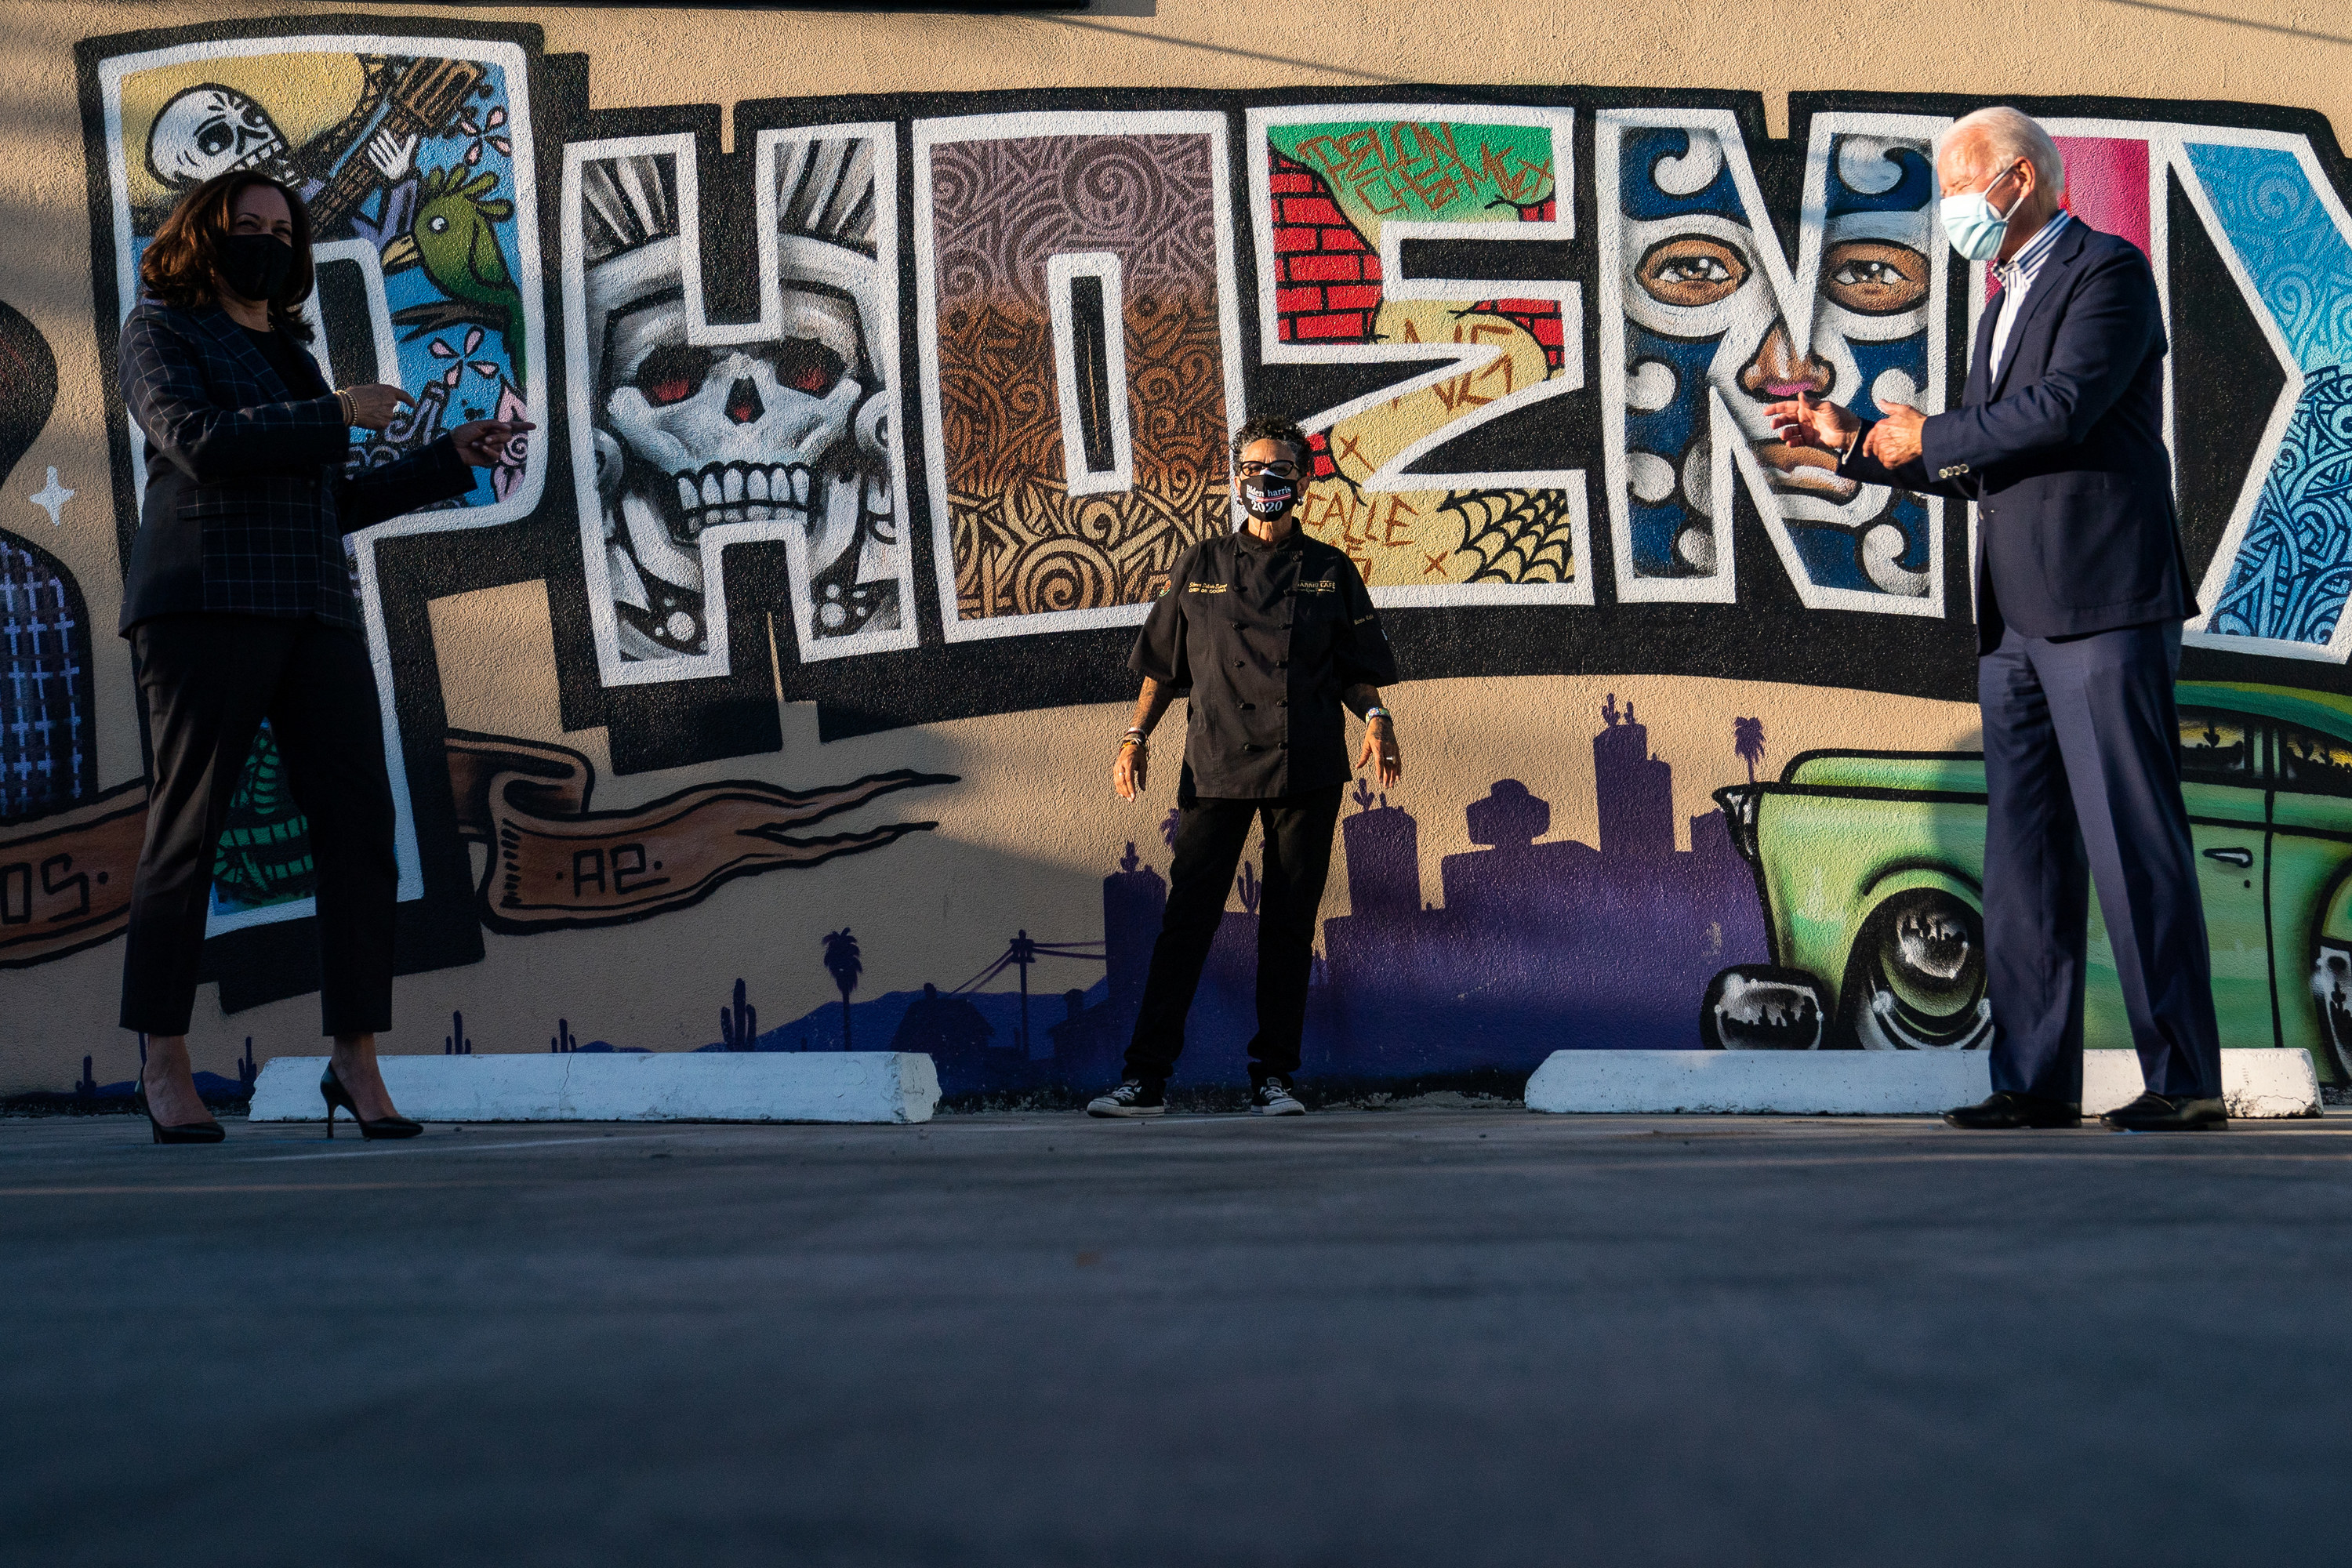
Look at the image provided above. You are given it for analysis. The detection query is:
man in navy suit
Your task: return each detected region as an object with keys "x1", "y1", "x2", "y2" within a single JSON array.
[{"x1": 1770, "y1": 106, "x2": 2224, "y2": 1131}]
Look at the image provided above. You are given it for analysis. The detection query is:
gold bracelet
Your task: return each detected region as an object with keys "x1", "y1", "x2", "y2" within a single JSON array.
[{"x1": 336, "y1": 390, "x2": 354, "y2": 426}]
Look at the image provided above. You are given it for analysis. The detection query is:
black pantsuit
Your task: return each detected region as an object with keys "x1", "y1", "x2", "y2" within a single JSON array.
[
  {"x1": 1125, "y1": 786, "x2": 1343, "y2": 1087},
  {"x1": 114, "y1": 296, "x2": 473, "y2": 1040},
  {"x1": 121, "y1": 615, "x2": 398, "y2": 1037}
]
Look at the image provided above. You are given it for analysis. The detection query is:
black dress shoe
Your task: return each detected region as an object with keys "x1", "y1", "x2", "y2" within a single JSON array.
[
  {"x1": 1943, "y1": 1091, "x2": 2082, "y2": 1129},
  {"x1": 2100, "y1": 1091, "x2": 2227, "y2": 1131}
]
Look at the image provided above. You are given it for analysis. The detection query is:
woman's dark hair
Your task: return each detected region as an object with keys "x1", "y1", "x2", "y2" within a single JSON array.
[
  {"x1": 138, "y1": 171, "x2": 316, "y2": 341},
  {"x1": 1231, "y1": 412, "x2": 1313, "y2": 473}
]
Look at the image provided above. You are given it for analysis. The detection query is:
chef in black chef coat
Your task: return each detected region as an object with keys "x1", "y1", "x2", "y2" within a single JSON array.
[{"x1": 1088, "y1": 414, "x2": 1401, "y2": 1119}]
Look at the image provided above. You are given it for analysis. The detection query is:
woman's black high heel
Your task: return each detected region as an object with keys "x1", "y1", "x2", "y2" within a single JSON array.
[
  {"x1": 134, "y1": 1077, "x2": 225, "y2": 1145},
  {"x1": 319, "y1": 1061, "x2": 423, "y2": 1141}
]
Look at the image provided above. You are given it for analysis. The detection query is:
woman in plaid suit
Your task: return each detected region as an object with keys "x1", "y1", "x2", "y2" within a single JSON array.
[{"x1": 119, "y1": 172, "x2": 530, "y2": 1142}]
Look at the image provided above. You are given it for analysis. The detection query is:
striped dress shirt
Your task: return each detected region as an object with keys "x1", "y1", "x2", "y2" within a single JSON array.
[{"x1": 1988, "y1": 209, "x2": 2075, "y2": 380}]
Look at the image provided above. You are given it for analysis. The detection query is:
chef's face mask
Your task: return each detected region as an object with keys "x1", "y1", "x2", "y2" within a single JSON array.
[
  {"x1": 1240, "y1": 474, "x2": 1298, "y2": 520},
  {"x1": 219, "y1": 232, "x2": 296, "y2": 305}
]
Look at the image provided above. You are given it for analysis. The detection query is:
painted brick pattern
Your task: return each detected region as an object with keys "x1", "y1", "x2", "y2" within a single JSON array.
[
  {"x1": 1271, "y1": 154, "x2": 1565, "y2": 371},
  {"x1": 1269, "y1": 152, "x2": 1382, "y2": 345}
]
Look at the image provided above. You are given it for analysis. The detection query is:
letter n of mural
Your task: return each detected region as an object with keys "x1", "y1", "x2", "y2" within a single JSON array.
[
  {"x1": 562, "y1": 125, "x2": 918, "y2": 682},
  {"x1": 1248, "y1": 105, "x2": 1592, "y2": 604},
  {"x1": 1597, "y1": 109, "x2": 1949, "y2": 613},
  {"x1": 914, "y1": 111, "x2": 1246, "y2": 640}
]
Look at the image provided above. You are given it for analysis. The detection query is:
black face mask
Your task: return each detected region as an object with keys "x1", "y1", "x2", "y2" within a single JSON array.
[
  {"x1": 1240, "y1": 474, "x2": 1297, "y2": 520},
  {"x1": 218, "y1": 233, "x2": 294, "y2": 305}
]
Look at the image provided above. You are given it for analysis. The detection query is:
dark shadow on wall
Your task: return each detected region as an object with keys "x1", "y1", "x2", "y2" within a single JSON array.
[{"x1": 2096, "y1": 0, "x2": 2352, "y2": 48}]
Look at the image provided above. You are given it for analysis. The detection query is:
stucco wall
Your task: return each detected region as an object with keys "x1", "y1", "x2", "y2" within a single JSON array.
[{"x1": 3, "y1": 1, "x2": 2350, "y2": 1102}]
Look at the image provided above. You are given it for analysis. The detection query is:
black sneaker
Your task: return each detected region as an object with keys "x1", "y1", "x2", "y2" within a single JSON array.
[
  {"x1": 1251, "y1": 1076, "x2": 1305, "y2": 1116},
  {"x1": 1087, "y1": 1079, "x2": 1165, "y2": 1118}
]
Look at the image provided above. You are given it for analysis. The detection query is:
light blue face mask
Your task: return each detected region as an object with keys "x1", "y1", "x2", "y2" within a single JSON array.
[{"x1": 1939, "y1": 162, "x2": 2028, "y2": 263}]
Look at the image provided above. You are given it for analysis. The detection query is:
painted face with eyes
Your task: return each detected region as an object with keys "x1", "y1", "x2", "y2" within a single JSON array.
[{"x1": 1616, "y1": 127, "x2": 1939, "y2": 595}]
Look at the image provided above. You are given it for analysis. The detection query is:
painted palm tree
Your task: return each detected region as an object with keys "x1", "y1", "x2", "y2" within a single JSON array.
[
  {"x1": 1733, "y1": 717, "x2": 1767, "y2": 783},
  {"x1": 822, "y1": 928, "x2": 862, "y2": 1049}
]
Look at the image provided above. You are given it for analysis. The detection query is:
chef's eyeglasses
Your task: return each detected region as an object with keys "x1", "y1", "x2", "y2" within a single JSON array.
[{"x1": 1237, "y1": 459, "x2": 1301, "y2": 477}]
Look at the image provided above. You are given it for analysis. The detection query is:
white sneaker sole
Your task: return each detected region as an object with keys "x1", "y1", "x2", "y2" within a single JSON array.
[
  {"x1": 1087, "y1": 1102, "x2": 1166, "y2": 1119},
  {"x1": 1253, "y1": 1101, "x2": 1305, "y2": 1116}
]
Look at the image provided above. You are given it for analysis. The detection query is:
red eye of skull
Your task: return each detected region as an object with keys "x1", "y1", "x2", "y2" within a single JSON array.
[
  {"x1": 774, "y1": 339, "x2": 845, "y2": 397},
  {"x1": 633, "y1": 343, "x2": 714, "y2": 407}
]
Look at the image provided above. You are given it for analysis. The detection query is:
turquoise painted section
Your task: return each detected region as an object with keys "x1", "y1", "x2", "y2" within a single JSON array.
[{"x1": 2184, "y1": 142, "x2": 2352, "y2": 648}]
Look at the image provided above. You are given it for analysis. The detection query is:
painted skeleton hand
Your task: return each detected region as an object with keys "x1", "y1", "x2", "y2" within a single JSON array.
[{"x1": 366, "y1": 129, "x2": 419, "y2": 182}]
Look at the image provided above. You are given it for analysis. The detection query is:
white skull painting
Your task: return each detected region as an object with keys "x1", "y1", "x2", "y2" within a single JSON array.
[
  {"x1": 147, "y1": 84, "x2": 296, "y2": 190},
  {"x1": 575, "y1": 138, "x2": 906, "y2": 668}
]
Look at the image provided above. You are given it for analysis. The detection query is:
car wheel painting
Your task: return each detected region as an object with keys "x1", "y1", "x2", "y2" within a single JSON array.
[
  {"x1": 2311, "y1": 942, "x2": 2352, "y2": 1084},
  {"x1": 1700, "y1": 964, "x2": 1828, "y2": 1050},
  {"x1": 1841, "y1": 889, "x2": 1992, "y2": 1051}
]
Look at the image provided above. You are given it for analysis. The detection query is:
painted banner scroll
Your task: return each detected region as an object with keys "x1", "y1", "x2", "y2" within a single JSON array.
[{"x1": 445, "y1": 732, "x2": 956, "y2": 932}]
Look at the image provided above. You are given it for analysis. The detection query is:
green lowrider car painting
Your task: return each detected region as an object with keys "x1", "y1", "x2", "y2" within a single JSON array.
[{"x1": 1704, "y1": 682, "x2": 2352, "y2": 1086}]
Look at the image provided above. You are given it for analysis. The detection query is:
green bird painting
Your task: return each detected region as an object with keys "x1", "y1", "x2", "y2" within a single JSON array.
[{"x1": 383, "y1": 165, "x2": 524, "y2": 385}]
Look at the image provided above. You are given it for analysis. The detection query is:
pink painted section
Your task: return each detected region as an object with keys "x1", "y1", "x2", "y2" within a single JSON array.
[
  {"x1": 2058, "y1": 136, "x2": 2151, "y2": 256},
  {"x1": 1987, "y1": 136, "x2": 2151, "y2": 298}
]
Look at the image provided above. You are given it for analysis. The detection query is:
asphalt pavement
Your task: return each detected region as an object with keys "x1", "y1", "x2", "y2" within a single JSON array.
[{"x1": 6, "y1": 1105, "x2": 2351, "y2": 1566}]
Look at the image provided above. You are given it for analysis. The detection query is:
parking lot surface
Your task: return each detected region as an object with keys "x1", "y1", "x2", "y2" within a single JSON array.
[{"x1": 6, "y1": 1106, "x2": 2350, "y2": 1565}]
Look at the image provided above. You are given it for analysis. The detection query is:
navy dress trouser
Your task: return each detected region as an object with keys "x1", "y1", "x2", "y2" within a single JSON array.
[{"x1": 1978, "y1": 621, "x2": 2223, "y2": 1102}]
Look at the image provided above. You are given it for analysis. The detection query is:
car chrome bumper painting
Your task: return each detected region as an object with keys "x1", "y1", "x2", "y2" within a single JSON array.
[{"x1": 1702, "y1": 965, "x2": 1826, "y2": 1051}]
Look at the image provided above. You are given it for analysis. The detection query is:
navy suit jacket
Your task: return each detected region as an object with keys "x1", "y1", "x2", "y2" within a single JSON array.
[
  {"x1": 1838, "y1": 220, "x2": 2191, "y2": 654},
  {"x1": 116, "y1": 298, "x2": 471, "y2": 635}
]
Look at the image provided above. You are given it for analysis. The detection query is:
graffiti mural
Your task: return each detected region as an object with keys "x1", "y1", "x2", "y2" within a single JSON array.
[{"x1": 13, "y1": 9, "x2": 2352, "y2": 1106}]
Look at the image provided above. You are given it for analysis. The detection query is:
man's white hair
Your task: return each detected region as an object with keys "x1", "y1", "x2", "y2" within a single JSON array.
[{"x1": 1936, "y1": 106, "x2": 2066, "y2": 199}]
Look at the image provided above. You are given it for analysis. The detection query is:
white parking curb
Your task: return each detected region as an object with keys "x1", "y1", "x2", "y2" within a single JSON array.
[
  {"x1": 248, "y1": 1052, "x2": 940, "y2": 1124},
  {"x1": 1523, "y1": 1048, "x2": 2321, "y2": 1118}
]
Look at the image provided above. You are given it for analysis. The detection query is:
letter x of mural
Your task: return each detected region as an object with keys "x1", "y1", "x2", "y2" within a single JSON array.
[{"x1": 19, "y1": 18, "x2": 2352, "y2": 1093}]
